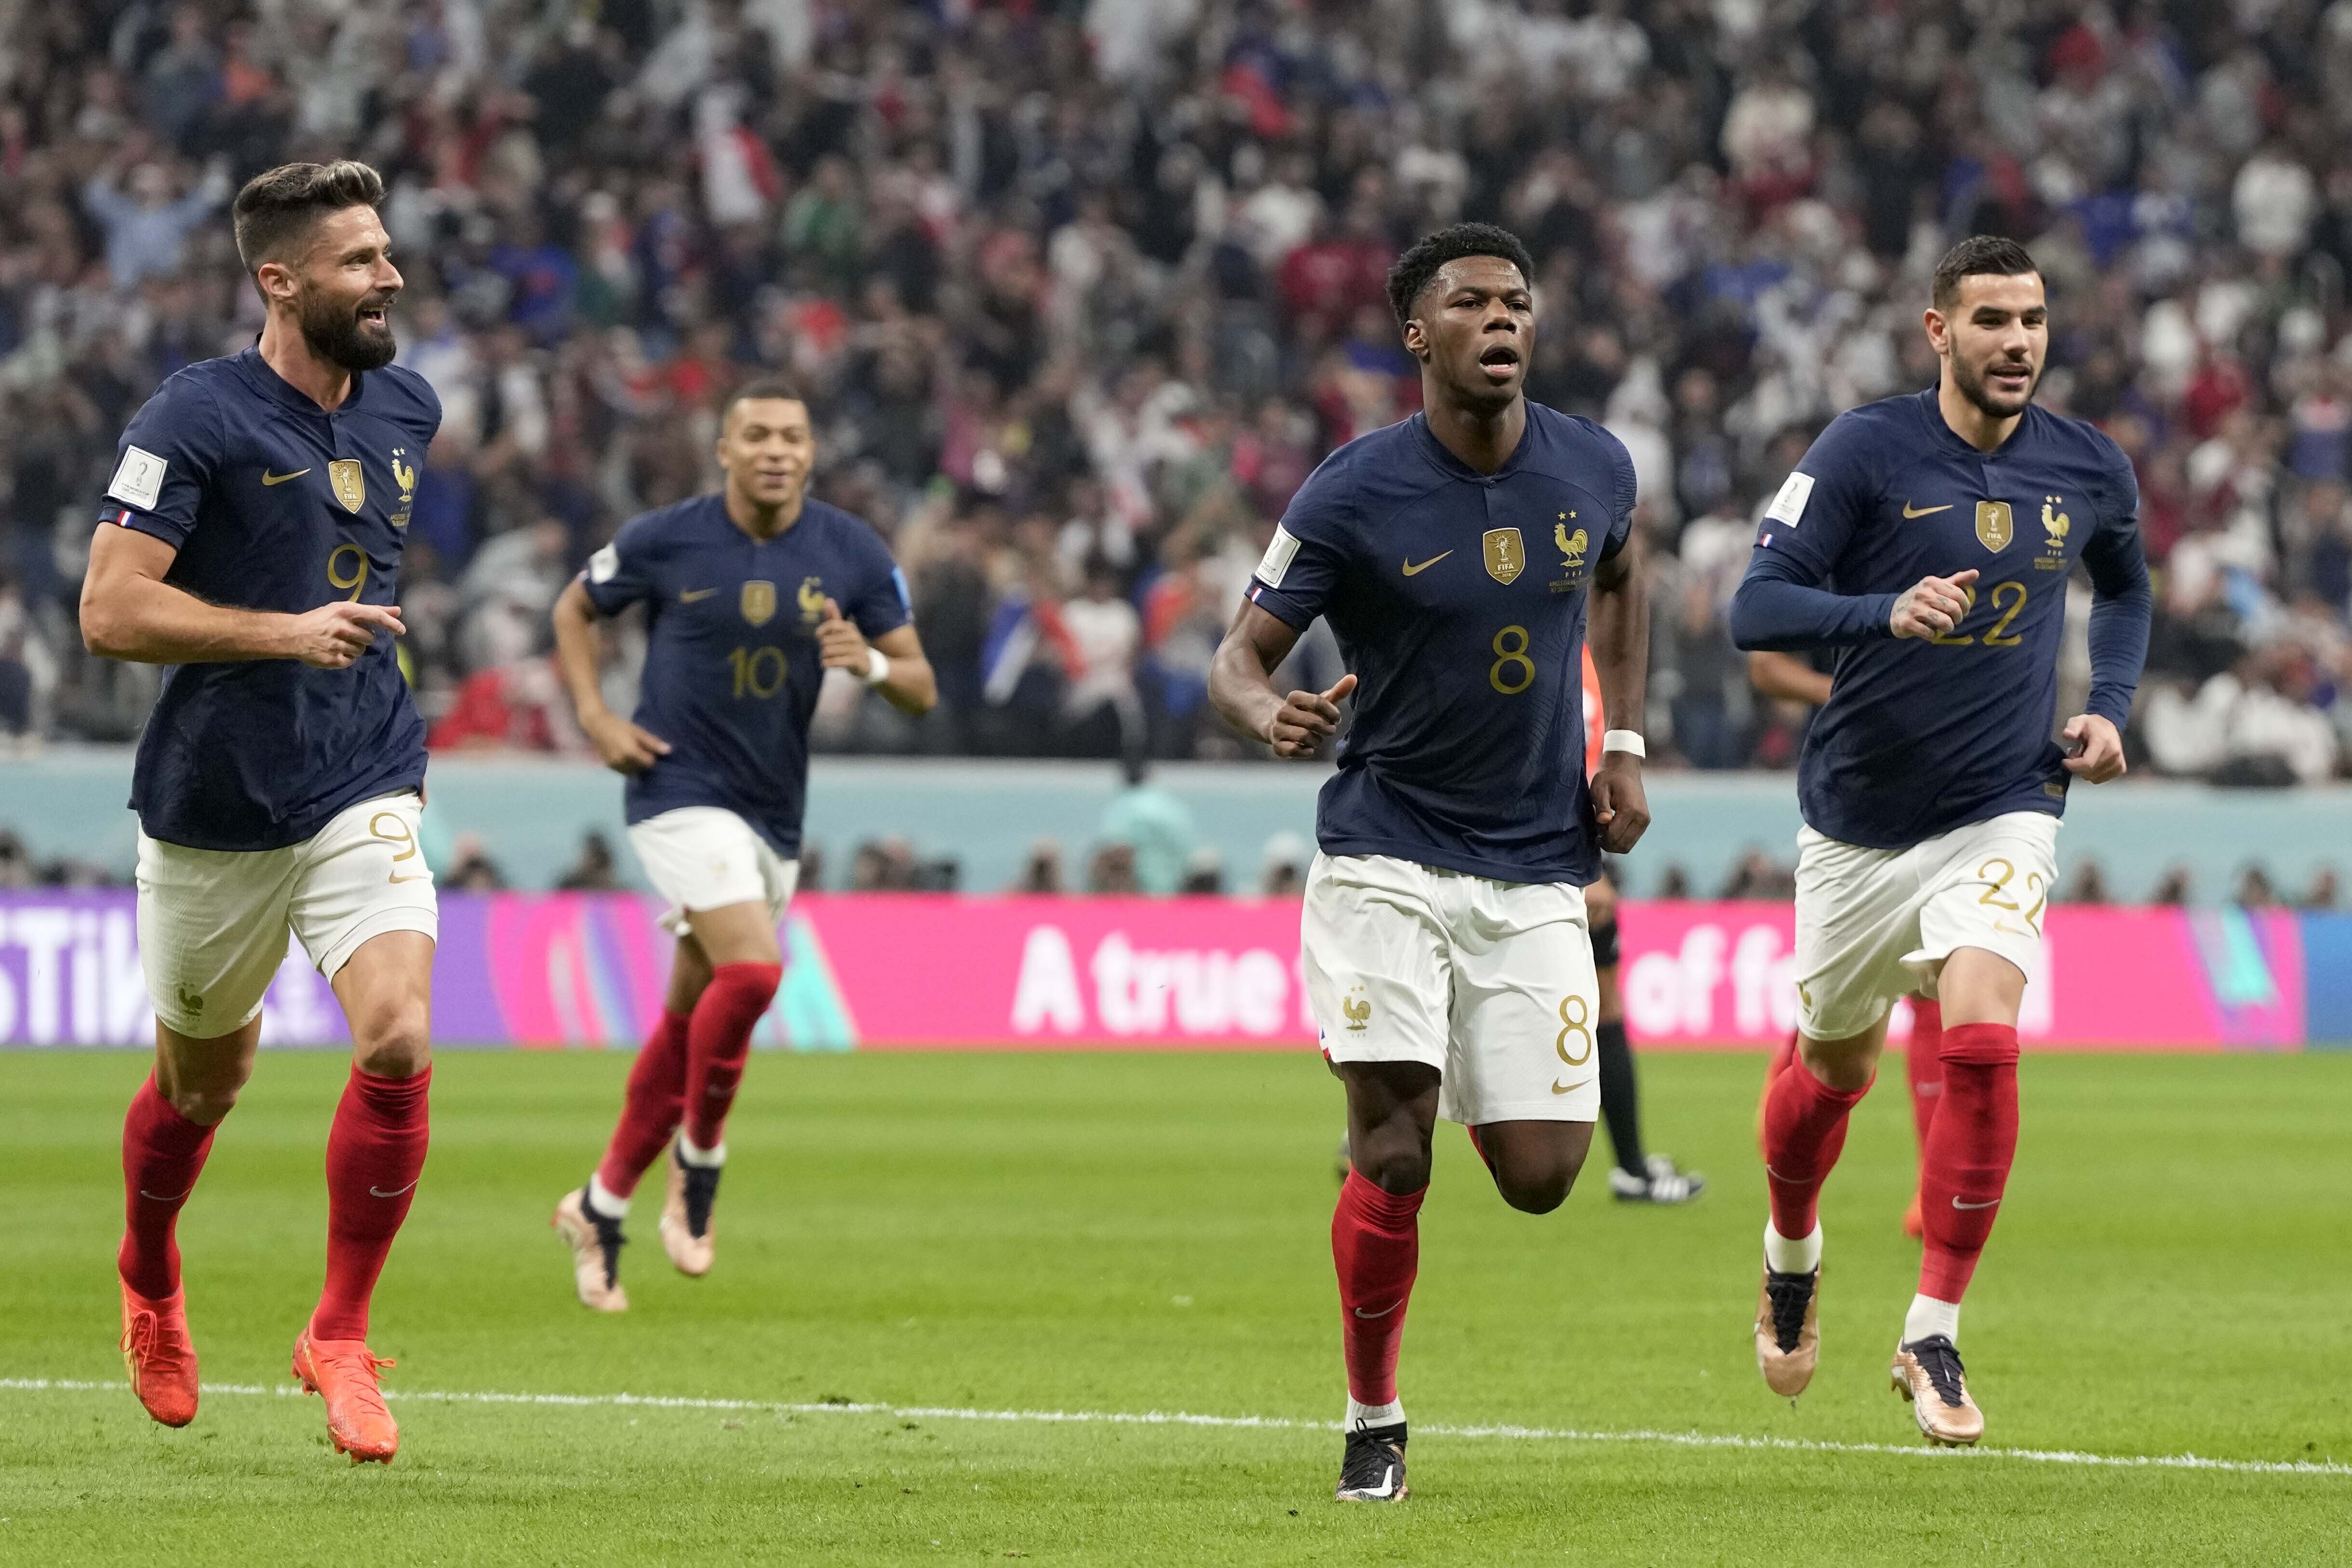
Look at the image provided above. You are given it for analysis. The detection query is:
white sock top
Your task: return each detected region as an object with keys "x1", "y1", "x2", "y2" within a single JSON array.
[
  {"x1": 1764, "y1": 1220, "x2": 1824, "y2": 1275},
  {"x1": 585, "y1": 1174, "x2": 630, "y2": 1220},
  {"x1": 1346, "y1": 1397, "x2": 1405, "y2": 1431},
  {"x1": 1903, "y1": 1293, "x2": 1961, "y2": 1346}
]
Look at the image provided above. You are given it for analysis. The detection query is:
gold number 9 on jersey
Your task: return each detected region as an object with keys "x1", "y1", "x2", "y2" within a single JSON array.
[
  {"x1": 1490, "y1": 625, "x2": 1535, "y2": 694},
  {"x1": 326, "y1": 543, "x2": 367, "y2": 603}
]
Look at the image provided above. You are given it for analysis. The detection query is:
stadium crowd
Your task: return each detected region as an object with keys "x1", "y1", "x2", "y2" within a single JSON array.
[{"x1": 0, "y1": 0, "x2": 2348, "y2": 782}]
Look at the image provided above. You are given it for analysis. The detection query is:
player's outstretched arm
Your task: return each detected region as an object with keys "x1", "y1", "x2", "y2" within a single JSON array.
[
  {"x1": 1207, "y1": 600, "x2": 1355, "y2": 759},
  {"x1": 80, "y1": 522, "x2": 401, "y2": 668},
  {"x1": 817, "y1": 598, "x2": 937, "y2": 716},
  {"x1": 1587, "y1": 542, "x2": 1651, "y2": 855},
  {"x1": 551, "y1": 576, "x2": 670, "y2": 774}
]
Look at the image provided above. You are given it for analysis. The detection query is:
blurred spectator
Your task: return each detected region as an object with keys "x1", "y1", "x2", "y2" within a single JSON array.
[
  {"x1": 1097, "y1": 753, "x2": 1197, "y2": 896},
  {"x1": 1178, "y1": 848, "x2": 1226, "y2": 896},
  {"x1": 0, "y1": 0, "x2": 2336, "y2": 784},
  {"x1": 555, "y1": 831, "x2": 619, "y2": 892},
  {"x1": 848, "y1": 836, "x2": 918, "y2": 891},
  {"x1": 2150, "y1": 866, "x2": 2193, "y2": 906},
  {"x1": 0, "y1": 830, "x2": 32, "y2": 887},
  {"x1": 797, "y1": 844, "x2": 826, "y2": 894},
  {"x1": 2059, "y1": 858, "x2": 2111, "y2": 906},
  {"x1": 2234, "y1": 865, "x2": 2279, "y2": 908},
  {"x1": 1085, "y1": 841, "x2": 1139, "y2": 895},
  {"x1": 447, "y1": 833, "x2": 508, "y2": 892},
  {"x1": 1012, "y1": 838, "x2": 1064, "y2": 895},
  {"x1": 2299, "y1": 866, "x2": 2339, "y2": 910},
  {"x1": 1719, "y1": 847, "x2": 1796, "y2": 900},
  {"x1": 1260, "y1": 831, "x2": 1308, "y2": 898}
]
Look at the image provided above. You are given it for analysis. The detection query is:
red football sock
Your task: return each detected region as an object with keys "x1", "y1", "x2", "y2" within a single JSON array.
[
  {"x1": 595, "y1": 1008, "x2": 693, "y2": 1198},
  {"x1": 1762, "y1": 1054, "x2": 1871, "y2": 1240},
  {"x1": 1756, "y1": 1030, "x2": 1800, "y2": 1153},
  {"x1": 1332, "y1": 1168, "x2": 1423, "y2": 1409},
  {"x1": 119, "y1": 1075, "x2": 219, "y2": 1299},
  {"x1": 682, "y1": 962, "x2": 781, "y2": 1151},
  {"x1": 309, "y1": 1066, "x2": 431, "y2": 1342},
  {"x1": 1906, "y1": 998, "x2": 1945, "y2": 1158},
  {"x1": 1917, "y1": 1022, "x2": 2018, "y2": 1301}
]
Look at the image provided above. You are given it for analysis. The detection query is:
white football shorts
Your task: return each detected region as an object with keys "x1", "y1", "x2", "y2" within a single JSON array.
[
  {"x1": 1794, "y1": 810, "x2": 2057, "y2": 1041},
  {"x1": 1302, "y1": 852, "x2": 1601, "y2": 1126},
  {"x1": 626, "y1": 806, "x2": 799, "y2": 937},
  {"x1": 136, "y1": 790, "x2": 438, "y2": 1039}
]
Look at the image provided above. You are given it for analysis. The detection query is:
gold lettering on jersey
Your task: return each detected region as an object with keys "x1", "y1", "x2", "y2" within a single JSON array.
[
  {"x1": 388, "y1": 448, "x2": 417, "y2": 529},
  {"x1": 740, "y1": 579, "x2": 778, "y2": 627},
  {"x1": 1974, "y1": 499, "x2": 2013, "y2": 552},
  {"x1": 1483, "y1": 527, "x2": 1524, "y2": 584},
  {"x1": 798, "y1": 576, "x2": 827, "y2": 625},
  {"x1": 328, "y1": 459, "x2": 366, "y2": 513}
]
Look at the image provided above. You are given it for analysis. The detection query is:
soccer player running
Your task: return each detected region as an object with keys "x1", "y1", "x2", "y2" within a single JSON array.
[
  {"x1": 83, "y1": 161, "x2": 441, "y2": 1462},
  {"x1": 1210, "y1": 223, "x2": 1652, "y2": 1503},
  {"x1": 1729, "y1": 237, "x2": 2152, "y2": 1446},
  {"x1": 548, "y1": 380, "x2": 934, "y2": 1311}
]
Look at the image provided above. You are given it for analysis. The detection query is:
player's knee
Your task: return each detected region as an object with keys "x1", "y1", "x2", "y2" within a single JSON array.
[
  {"x1": 1352, "y1": 1133, "x2": 1433, "y2": 1195},
  {"x1": 350, "y1": 994, "x2": 432, "y2": 1076},
  {"x1": 164, "y1": 1081, "x2": 243, "y2": 1125},
  {"x1": 1495, "y1": 1149, "x2": 1585, "y2": 1214}
]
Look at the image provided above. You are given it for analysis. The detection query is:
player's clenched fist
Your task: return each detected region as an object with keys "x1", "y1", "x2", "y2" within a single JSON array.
[
  {"x1": 284, "y1": 601, "x2": 404, "y2": 669},
  {"x1": 2059, "y1": 712, "x2": 2126, "y2": 783},
  {"x1": 1590, "y1": 753, "x2": 1651, "y2": 854},
  {"x1": 582, "y1": 710, "x2": 672, "y2": 774},
  {"x1": 815, "y1": 596, "x2": 871, "y2": 671},
  {"x1": 1266, "y1": 673, "x2": 1357, "y2": 758},
  {"x1": 1888, "y1": 568, "x2": 1980, "y2": 640}
]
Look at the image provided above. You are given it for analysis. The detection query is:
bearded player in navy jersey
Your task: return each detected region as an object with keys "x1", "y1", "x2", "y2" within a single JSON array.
[
  {"x1": 548, "y1": 380, "x2": 935, "y2": 1312},
  {"x1": 1210, "y1": 223, "x2": 1653, "y2": 1504},
  {"x1": 1730, "y1": 236, "x2": 2152, "y2": 1446},
  {"x1": 80, "y1": 161, "x2": 439, "y2": 1463}
]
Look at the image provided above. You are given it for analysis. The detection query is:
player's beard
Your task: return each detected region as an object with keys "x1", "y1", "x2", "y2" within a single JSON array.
[
  {"x1": 1951, "y1": 350, "x2": 2037, "y2": 420},
  {"x1": 300, "y1": 288, "x2": 399, "y2": 372}
]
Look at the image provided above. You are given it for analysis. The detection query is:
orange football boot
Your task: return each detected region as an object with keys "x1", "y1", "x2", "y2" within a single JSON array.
[
  {"x1": 292, "y1": 1328, "x2": 400, "y2": 1463},
  {"x1": 1902, "y1": 1190, "x2": 1925, "y2": 1239},
  {"x1": 120, "y1": 1278, "x2": 199, "y2": 1427}
]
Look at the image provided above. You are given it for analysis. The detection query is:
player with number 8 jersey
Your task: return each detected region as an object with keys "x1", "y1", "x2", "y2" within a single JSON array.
[
  {"x1": 546, "y1": 378, "x2": 935, "y2": 1313},
  {"x1": 1729, "y1": 236, "x2": 2153, "y2": 1447},
  {"x1": 1209, "y1": 223, "x2": 1654, "y2": 1506},
  {"x1": 83, "y1": 161, "x2": 442, "y2": 1463}
]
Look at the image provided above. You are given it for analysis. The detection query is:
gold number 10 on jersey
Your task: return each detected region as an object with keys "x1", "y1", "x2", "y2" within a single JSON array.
[{"x1": 729, "y1": 644, "x2": 786, "y2": 698}]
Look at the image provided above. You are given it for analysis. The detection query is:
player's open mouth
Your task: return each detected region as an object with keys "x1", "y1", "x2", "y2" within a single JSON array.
[
  {"x1": 1987, "y1": 363, "x2": 2031, "y2": 390},
  {"x1": 1478, "y1": 344, "x2": 1521, "y2": 381},
  {"x1": 358, "y1": 307, "x2": 388, "y2": 328}
]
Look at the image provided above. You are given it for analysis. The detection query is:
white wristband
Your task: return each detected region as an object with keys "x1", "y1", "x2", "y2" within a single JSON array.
[
  {"x1": 1602, "y1": 729, "x2": 1646, "y2": 759},
  {"x1": 862, "y1": 645, "x2": 891, "y2": 687}
]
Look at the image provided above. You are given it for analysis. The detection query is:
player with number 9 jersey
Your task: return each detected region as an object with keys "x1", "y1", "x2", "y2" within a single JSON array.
[
  {"x1": 547, "y1": 379, "x2": 935, "y2": 1313},
  {"x1": 84, "y1": 160, "x2": 443, "y2": 1464}
]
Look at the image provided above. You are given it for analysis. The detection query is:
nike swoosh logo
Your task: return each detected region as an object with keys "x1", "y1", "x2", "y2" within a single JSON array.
[
  {"x1": 1351, "y1": 1301, "x2": 1402, "y2": 1319},
  {"x1": 369, "y1": 1179, "x2": 420, "y2": 1199},
  {"x1": 680, "y1": 588, "x2": 719, "y2": 602},
  {"x1": 138, "y1": 1188, "x2": 193, "y2": 1203},
  {"x1": 261, "y1": 468, "x2": 310, "y2": 486},
  {"x1": 1951, "y1": 1196, "x2": 2000, "y2": 1210},
  {"x1": 1902, "y1": 501, "x2": 1952, "y2": 518},
  {"x1": 1348, "y1": 1466, "x2": 1401, "y2": 1499},
  {"x1": 1550, "y1": 1077, "x2": 1592, "y2": 1096},
  {"x1": 1401, "y1": 551, "x2": 1453, "y2": 576}
]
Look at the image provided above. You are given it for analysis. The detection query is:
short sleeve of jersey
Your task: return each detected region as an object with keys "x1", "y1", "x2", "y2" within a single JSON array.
[
  {"x1": 1751, "y1": 410, "x2": 1882, "y2": 579},
  {"x1": 1598, "y1": 424, "x2": 1639, "y2": 562},
  {"x1": 842, "y1": 524, "x2": 913, "y2": 640},
  {"x1": 99, "y1": 373, "x2": 221, "y2": 550},
  {"x1": 1244, "y1": 462, "x2": 1352, "y2": 630},
  {"x1": 582, "y1": 515, "x2": 661, "y2": 615}
]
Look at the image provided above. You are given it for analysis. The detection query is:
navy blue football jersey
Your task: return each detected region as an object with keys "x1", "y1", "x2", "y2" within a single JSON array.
[
  {"x1": 1246, "y1": 405, "x2": 1637, "y2": 886},
  {"x1": 100, "y1": 347, "x2": 440, "y2": 851},
  {"x1": 583, "y1": 495, "x2": 911, "y2": 857},
  {"x1": 1730, "y1": 389, "x2": 2152, "y2": 849}
]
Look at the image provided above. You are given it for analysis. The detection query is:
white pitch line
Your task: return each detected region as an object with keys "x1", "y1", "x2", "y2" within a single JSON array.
[{"x1": 4, "y1": 1377, "x2": 2345, "y2": 1479}]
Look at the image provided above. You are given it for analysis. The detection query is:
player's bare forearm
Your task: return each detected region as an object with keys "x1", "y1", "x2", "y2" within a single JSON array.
[
  {"x1": 1587, "y1": 543, "x2": 1648, "y2": 736},
  {"x1": 549, "y1": 578, "x2": 614, "y2": 725},
  {"x1": 868, "y1": 625, "x2": 937, "y2": 716},
  {"x1": 1210, "y1": 601, "x2": 1356, "y2": 758},
  {"x1": 80, "y1": 523, "x2": 396, "y2": 668},
  {"x1": 1749, "y1": 649, "x2": 1834, "y2": 706},
  {"x1": 1587, "y1": 546, "x2": 1652, "y2": 853}
]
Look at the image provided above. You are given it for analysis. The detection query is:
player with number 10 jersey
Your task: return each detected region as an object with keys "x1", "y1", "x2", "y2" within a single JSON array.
[{"x1": 547, "y1": 380, "x2": 935, "y2": 1312}]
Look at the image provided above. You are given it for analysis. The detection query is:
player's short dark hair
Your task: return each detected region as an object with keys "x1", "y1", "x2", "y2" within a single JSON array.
[
  {"x1": 1386, "y1": 223, "x2": 1538, "y2": 327},
  {"x1": 231, "y1": 161, "x2": 386, "y2": 275},
  {"x1": 721, "y1": 376, "x2": 812, "y2": 423},
  {"x1": 1931, "y1": 235, "x2": 2041, "y2": 311}
]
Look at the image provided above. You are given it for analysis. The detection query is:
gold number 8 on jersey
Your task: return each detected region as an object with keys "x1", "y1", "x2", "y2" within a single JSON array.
[
  {"x1": 1555, "y1": 993, "x2": 1593, "y2": 1067},
  {"x1": 1490, "y1": 625, "x2": 1534, "y2": 694}
]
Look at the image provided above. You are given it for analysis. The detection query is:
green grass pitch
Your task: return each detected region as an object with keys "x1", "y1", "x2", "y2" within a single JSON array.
[{"x1": 3, "y1": 1048, "x2": 2347, "y2": 1566}]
